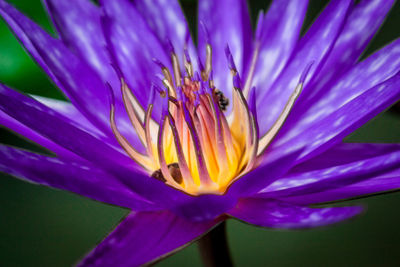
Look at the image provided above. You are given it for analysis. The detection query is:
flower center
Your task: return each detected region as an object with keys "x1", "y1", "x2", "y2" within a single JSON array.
[{"x1": 110, "y1": 42, "x2": 306, "y2": 196}]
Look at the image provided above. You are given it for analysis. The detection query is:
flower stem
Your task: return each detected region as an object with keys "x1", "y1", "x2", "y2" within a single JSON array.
[{"x1": 198, "y1": 221, "x2": 234, "y2": 267}]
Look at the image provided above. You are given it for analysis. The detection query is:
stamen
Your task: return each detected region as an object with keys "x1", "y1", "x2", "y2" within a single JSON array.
[
  {"x1": 167, "y1": 112, "x2": 196, "y2": 189},
  {"x1": 181, "y1": 100, "x2": 215, "y2": 187},
  {"x1": 257, "y1": 62, "x2": 314, "y2": 155},
  {"x1": 110, "y1": 87, "x2": 155, "y2": 170},
  {"x1": 200, "y1": 21, "x2": 212, "y2": 80},
  {"x1": 225, "y1": 45, "x2": 238, "y2": 75},
  {"x1": 157, "y1": 91, "x2": 179, "y2": 187},
  {"x1": 161, "y1": 78, "x2": 176, "y2": 97},
  {"x1": 241, "y1": 87, "x2": 259, "y2": 172},
  {"x1": 144, "y1": 103, "x2": 155, "y2": 160},
  {"x1": 225, "y1": 45, "x2": 258, "y2": 178},
  {"x1": 183, "y1": 47, "x2": 193, "y2": 77},
  {"x1": 110, "y1": 37, "x2": 301, "y2": 196},
  {"x1": 153, "y1": 58, "x2": 174, "y2": 93},
  {"x1": 243, "y1": 42, "x2": 260, "y2": 97},
  {"x1": 256, "y1": 82, "x2": 303, "y2": 155},
  {"x1": 172, "y1": 54, "x2": 182, "y2": 87},
  {"x1": 208, "y1": 70, "x2": 215, "y2": 89},
  {"x1": 205, "y1": 44, "x2": 212, "y2": 79},
  {"x1": 243, "y1": 10, "x2": 264, "y2": 97}
]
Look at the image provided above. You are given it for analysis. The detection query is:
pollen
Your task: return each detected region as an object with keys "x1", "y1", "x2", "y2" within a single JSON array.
[{"x1": 110, "y1": 41, "x2": 306, "y2": 196}]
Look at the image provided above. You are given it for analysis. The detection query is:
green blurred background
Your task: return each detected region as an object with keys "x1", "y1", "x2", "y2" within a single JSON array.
[{"x1": 1, "y1": 0, "x2": 400, "y2": 266}]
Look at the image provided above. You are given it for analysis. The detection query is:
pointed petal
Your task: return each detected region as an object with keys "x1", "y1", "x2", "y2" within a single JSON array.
[
  {"x1": 278, "y1": 38, "x2": 400, "y2": 148},
  {"x1": 292, "y1": 143, "x2": 400, "y2": 171},
  {"x1": 229, "y1": 198, "x2": 362, "y2": 229},
  {"x1": 281, "y1": 168, "x2": 400, "y2": 205},
  {"x1": 171, "y1": 194, "x2": 236, "y2": 222},
  {"x1": 77, "y1": 210, "x2": 219, "y2": 267},
  {"x1": 0, "y1": 0, "x2": 112, "y2": 133},
  {"x1": 133, "y1": 0, "x2": 198, "y2": 70},
  {"x1": 198, "y1": 0, "x2": 252, "y2": 96},
  {"x1": 0, "y1": 84, "x2": 131, "y2": 166},
  {"x1": 0, "y1": 85, "x2": 158, "y2": 198},
  {"x1": 32, "y1": 96, "x2": 105, "y2": 139},
  {"x1": 0, "y1": 145, "x2": 155, "y2": 210},
  {"x1": 100, "y1": 0, "x2": 169, "y2": 117},
  {"x1": 256, "y1": 0, "x2": 352, "y2": 135},
  {"x1": 227, "y1": 148, "x2": 303, "y2": 197},
  {"x1": 269, "y1": 70, "x2": 400, "y2": 163},
  {"x1": 1, "y1": 95, "x2": 128, "y2": 159},
  {"x1": 0, "y1": 84, "x2": 237, "y2": 215},
  {"x1": 0, "y1": 0, "x2": 144, "y2": 146},
  {"x1": 36, "y1": 94, "x2": 149, "y2": 154},
  {"x1": 0, "y1": 0, "x2": 60, "y2": 85},
  {"x1": 250, "y1": 0, "x2": 308, "y2": 97},
  {"x1": 261, "y1": 143, "x2": 400, "y2": 199},
  {"x1": 44, "y1": 0, "x2": 119, "y2": 89},
  {"x1": 300, "y1": 0, "x2": 395, "y2": 107},
  {"x1": 0, "y1": 109, "x2": 77, "y2": 159},
  {"x1": 31, "y1": 96, "x2": 146, "y2": 153}
]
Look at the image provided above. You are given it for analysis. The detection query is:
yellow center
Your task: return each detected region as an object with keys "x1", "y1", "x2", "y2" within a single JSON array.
[{"x1": 110, "y1": 45, "x2": 304, "y2": 196}]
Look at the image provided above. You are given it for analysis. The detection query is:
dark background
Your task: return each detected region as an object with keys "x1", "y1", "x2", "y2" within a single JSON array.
[{"x1": 1, "y1": 0, "x2": 400, "y2": 266}]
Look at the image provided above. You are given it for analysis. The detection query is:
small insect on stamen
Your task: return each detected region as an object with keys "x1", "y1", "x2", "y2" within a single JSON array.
[
  {"x1": 151, "y1": 163, "x2": 183, "y2": 184},
  {"x1": 213, "y1": 89, "x2": 229, "y2": 111}
]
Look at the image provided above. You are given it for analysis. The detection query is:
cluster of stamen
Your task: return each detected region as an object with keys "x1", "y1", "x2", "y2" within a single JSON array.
[{"x1": 110, "y1": 40, "x2": 306, "y2": 196}]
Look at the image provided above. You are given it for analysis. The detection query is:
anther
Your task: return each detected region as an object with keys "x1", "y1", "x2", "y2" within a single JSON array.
[
  {"x1": 225, "y1": 45, "x2": 237, "y2": 74},
  {"x1": 183, "y1": 47, "x2": 193, "y2": 77},
  {"x1": 205, "y1": 44, "x2": 212, "y2": 79},
  {"x1": 153, "y1": 58, "x2": 174, "y2": 90},
  {"x1": 208, "y1": 70, "x2": 215, "y2": 89}
]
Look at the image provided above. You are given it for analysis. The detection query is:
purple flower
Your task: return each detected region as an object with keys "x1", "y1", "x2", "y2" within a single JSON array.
[{"x1": 0, "y1": 0, "x2": 400, "y2": 266}]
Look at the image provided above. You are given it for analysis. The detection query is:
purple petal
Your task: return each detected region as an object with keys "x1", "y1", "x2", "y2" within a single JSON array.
[
  {"x1": 0, "y1": 145, "x2": 155, "y2": 211},
  {"x1": 198, "y1": 0, "x2": 252, "y2": 97},
  {"x1": 0, "y1": 84, "x2": 236, "y2": 218},
  {"x1": 268, "y1": 70, "x2": 400, "y2": 164},
  {"x1": 1, "y1": 95, "x2": 130, "y2": 159},
  {"x1": 0, "y1": 0, "x2": 143, "y2": 147},
  {"x1": 100, "y1": 0, "x2": 170, "y2": 118},
  {"x1": 278, "y1": 38, "x2": 400, "y2": 149},
  {"x1": 171, "y1": 194, "x2": 236, "y2": 222},
  {"x1": 32, "y1": 96, "x2": 106, "y2": 141},
  {"x1": 292, "y1": 143, "x2": 400, "y2": 171},
  {"x1": 251, "y1": 0, "x2": 308, "y2": 98},
  {"x1": 0, "y1": 0, "x2": 60, "y2": 87},
  {"x1": 0, "y1": 110, "x2": 77, "y2": 159},
  {"x1": 44, "y1": 0, "x2": 119, "y2": 89},
  {"x1": 35, "y1": 95, "x2": 147, "y2": 153},
  {"x1": 0, "y1": 84, "x2": 130, "y2": 167},
  {"x1": 0, "y1": 0, "x2": 112, "y2": 133},
  {"x1": 229, "y1": 198, "x2": 362, "y2": 229},
  {"x1": 281, "y1": 168, "x2": 400, "y2": 205},
  {"x1": 256, "y1": 0, "x2": 352, "y2": 135},
  {"x1": 133, "y1": 0, "x2": 198, "y2": 70},
  {"x1": 299, "y1": 0, "x2": 395, "y2": 108},
  {"x1": 31, "y1": 96, "x2": 142, "y2": 152},
  {"x1": 260, "y1": 143, "x2": 400, "y2": 199},
  {"x1": 227, "y1": 148, "x2": 303, "y2": 197},
  {"x1": 0, "y1": 85, "x2": 162, "y2": 200},
  {"x1": 77, "y1": 210, "x2": 219, "y2": 267}
]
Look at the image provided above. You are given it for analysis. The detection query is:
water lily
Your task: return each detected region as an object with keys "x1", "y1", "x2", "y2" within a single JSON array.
[{"x1": 1, "y1": 0, "x2": 400, "y2": 266}]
